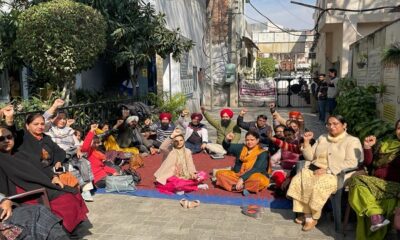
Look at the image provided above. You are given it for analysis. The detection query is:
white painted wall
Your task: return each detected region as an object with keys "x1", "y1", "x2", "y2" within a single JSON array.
[{"x1": 145, "y1": 0, "x2": 207, "y2": 111}]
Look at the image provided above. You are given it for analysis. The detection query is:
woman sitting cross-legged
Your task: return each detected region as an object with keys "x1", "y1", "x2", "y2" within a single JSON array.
[
  {"x1": 154, "y1": 128, "x2": 208, "y2": 195},
  {"x1": 348, "y1": 119, "x2": 400, "y2": 240},
  {"x1": 216, "y1": 130, "x2": 270, "y2": 194},
  {"x1": 287, "y1": 115, "x2": 363, "y2": 231}
]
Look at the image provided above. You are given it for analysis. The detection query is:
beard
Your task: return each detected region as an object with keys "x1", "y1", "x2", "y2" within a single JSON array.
[
  {"x1": 161, "y1": 123, "x2": 169, "y2": 129},
  {"x1": 221, "y1": 119, "x2": 231, "y2": 127}
]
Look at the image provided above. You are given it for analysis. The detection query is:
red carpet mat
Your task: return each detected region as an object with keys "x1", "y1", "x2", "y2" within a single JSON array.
[{"x1": 96, "y1": 153, "x2": 292, "y2": 209}]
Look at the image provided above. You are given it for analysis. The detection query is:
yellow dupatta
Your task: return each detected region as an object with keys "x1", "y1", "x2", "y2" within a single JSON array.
[
  {"x1": 238, "y1": 145, "x2": 265, "y2": 176},
  {"x1": 95, "y1": 128, "x2": 139, "y2": 155}
]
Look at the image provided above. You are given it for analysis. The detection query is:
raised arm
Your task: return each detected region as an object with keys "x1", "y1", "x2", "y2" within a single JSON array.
[
  {"x1": 201, "y1": 106, "x2": 219, "y2": 129},
  {"x1": 236, "y1": 108, "x2": 251, "y2": 130}
]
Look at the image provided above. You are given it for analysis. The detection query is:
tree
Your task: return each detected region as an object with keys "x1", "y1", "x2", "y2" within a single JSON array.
[
  {"x1": 77, "y1": 0, "x2": 194, "y2": 97},
  {"x1": 14, "y1": 0, "x2": 107, "y2": 102},
  {"x1": 257, "y1": 57, "x2": 277, "y2": 78},
  {"x1": 0, "y1": 1, "x2": 26, "y2": 73}
]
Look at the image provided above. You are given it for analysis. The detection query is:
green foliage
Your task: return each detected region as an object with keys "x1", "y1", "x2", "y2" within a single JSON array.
[
  {"x1": 146, "y1": 92, "x2": 186, "y2": 120},
  {"x1": 15, "y1": 0, "x2": 106, "y2": 87},
  {"x1": 257, "y1": 58, "x2": 277, "y2": 78},
  {"x1": 382, "y1": 42, "x2": 400, "y2": 65},
  {"x1": 0, "y1": 4, "x2": 23, "y2": 72},
  {"x1": 335, "y1": 78, "x2": 392, "y2": 141},
  {"x1": 77, "y1": 0, "x2": 194, "y2": 68},
  {"x1": 336, "y1": 77, "x2": 357, "y2": 93}
]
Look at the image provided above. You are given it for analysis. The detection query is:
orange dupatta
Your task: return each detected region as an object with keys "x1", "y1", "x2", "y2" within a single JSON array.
[{"x1": 238, "y1": 145, "x2": 265, "y2": 176}]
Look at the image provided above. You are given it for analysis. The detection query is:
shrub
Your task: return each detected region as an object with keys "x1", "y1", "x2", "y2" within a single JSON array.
[{"x1": 15, "y1": 0, "x2": 107, "y2": 100}]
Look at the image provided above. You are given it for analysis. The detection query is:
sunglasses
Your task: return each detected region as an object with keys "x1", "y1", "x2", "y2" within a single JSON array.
[{"x1": 0, "y1": 134, "x2": 13, "y2": 142}]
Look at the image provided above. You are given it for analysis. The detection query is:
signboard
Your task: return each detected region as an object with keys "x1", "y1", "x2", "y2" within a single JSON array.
[{"x1": 239, "y1": 78, "x2": 276, "y2": 102}]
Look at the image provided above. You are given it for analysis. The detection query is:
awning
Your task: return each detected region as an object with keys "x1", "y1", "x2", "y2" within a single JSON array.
[{"x1": 242, "y1": 36, "x2": 259, "y2": 50}]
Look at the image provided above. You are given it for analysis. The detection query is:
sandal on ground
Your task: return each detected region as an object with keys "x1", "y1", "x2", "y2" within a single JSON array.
[
  {"x1": 179, "y1": 198, "x2": 189, "y2": 208},
  {"x1": 187, "y1": 200, "x2": 200, "y2": 209},
  {"x1": 294, "y1": 215, "x2": 304, "y2": 224}
]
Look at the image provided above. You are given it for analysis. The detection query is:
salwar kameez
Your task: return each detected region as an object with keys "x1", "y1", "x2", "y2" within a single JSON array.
[
  {"x1": 156, "y1": 171, "x2": 207, "y2": 195},
  {"x1": 349, "y1": 175, "x2": 400, "y2": 240},
  {"x1": 216, "y1": 170, "x2": 269, "y2": 193},
  {"x1": 287, "y1": 168, "x2": 337, "y2": 219}
]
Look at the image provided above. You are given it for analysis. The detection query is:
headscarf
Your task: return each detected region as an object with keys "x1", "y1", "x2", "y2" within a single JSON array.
[
  {"x1": 125, "y1": 115, "x2": 139, "y2": 124},
  {"x1": 159, "y1": 112, "x2": 172, "y2": 121},
  {"x1": 373, "y1": 139, "x2": 400, "y2": 168},
  {"x1": 220, "y1": 108, "x2": 234, "y2": 118},
  {"x1": 191, "y1": 113, "x2": 203, "y2": 121}
]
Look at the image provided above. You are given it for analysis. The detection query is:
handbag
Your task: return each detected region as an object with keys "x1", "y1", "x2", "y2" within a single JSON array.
[
  {"x1": 105, "y1": 175, "x2": 136, "y2": 193},
  {"x1": 124, "y1": 169, "x2": 141, "y2": 184}
]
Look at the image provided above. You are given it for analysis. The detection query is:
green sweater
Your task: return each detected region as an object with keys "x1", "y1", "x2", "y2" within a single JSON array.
[
  {"x1": 222, "y1": 140, "x2": 269, "y2": 181},
  {"x1": 203, "y1": 111, "x2": 241, "y2": 144}
]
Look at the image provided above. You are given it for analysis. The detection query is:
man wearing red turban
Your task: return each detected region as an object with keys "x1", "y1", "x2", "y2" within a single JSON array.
[
  {"x1": 177, "y1": 111, "x2": 208, "y2": 153},
  {"x1": 220, "y1": 109, "x2": 234, "y2": 119},
  {"x1": 144, "y1": 112, "x2": 175, "y2": 154},
  {"x1": 200, "y1": 106, "x2": 241, "y2": 145}
]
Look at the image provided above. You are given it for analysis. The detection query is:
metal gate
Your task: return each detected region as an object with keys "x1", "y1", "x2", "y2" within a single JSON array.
[{"x1": 274, "y1": 77, "x2": 311, "y2": 108}]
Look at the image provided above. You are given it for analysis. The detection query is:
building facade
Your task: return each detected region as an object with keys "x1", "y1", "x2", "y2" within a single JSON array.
[
  {"x1": 349, "y1": 19, "x2": 400, "y2": 123},
  {"x1": 313, "y1": 0, "x2": 400, "y2": 77},
  {"x1": 251, "y1": 23, "x2": 314, "y2": 74}
]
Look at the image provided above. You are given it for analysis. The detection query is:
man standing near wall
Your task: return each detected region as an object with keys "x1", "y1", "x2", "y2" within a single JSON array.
[{"x1": 326, "y1": 68, "x2": 339, "y2": 114}]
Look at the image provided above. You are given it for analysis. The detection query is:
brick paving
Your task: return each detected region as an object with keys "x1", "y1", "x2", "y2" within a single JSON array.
[{"x1": 83, "y1": 107, "x2": 395, "y2": 240}]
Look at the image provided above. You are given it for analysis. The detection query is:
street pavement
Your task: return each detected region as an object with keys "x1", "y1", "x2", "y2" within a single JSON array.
[{"x1": 83, "y1": 107, "x2": 395, "y2": 240}]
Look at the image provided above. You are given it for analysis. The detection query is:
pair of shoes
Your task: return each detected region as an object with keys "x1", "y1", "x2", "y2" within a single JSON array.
[
  {"x1": 179, "y1": 199, "x2": 200, "y2": 209},
  {"x1": 81, "y1": 191, "x2": 94, "y2": 202},
  {"x1": 370, "y1": 215, "x2": 390, "y2": 232},
  {"x1": 302, "y1": 219, "x2": 318, "y2": 231},
  {"x1": 294, "y1": 215, "x2": 304, "y2": 225}
]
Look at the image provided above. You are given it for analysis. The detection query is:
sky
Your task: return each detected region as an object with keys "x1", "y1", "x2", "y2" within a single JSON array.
[{"x1": 245, "y1": 0, "x2": 316, "y2": 30}]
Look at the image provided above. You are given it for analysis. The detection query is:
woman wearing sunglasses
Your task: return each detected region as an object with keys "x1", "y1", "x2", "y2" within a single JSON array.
[{"x1": 0, "y1": 107, "x2": 89, "y2": 238}]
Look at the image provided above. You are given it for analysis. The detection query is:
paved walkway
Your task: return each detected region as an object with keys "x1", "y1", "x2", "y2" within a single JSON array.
[{"x1": 83, "y1": 107, "x2": 390, "y2": 240}]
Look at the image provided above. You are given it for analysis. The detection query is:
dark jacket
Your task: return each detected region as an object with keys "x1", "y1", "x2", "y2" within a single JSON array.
[
  {"x1": 317, "y1": 81, "x2": 328, "y2": 100},
  {"x1": 236, "y1": 116, "x2": 278, "y2": 154},
  {"x1": 116, "y1": 124, "x2": 152, "y2": 149},
  {"x1": 12, "y1": 127, "x2": 66, "y2": 179}
]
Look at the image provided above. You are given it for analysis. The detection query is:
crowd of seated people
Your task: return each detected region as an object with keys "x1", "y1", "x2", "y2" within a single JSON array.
[{"x1": 2, "y1": 98, "x2": 400, "y2": 239}]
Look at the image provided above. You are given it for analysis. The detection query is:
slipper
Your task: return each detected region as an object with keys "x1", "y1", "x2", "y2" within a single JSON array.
[
  {"x1": 179, "y1": 198, "x2": 189, "y2": 208},
  {"x1": 187, "y1": 200, "x2": 200, "y2": 209}
]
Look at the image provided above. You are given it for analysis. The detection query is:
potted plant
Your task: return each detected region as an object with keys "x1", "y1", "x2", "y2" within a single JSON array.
[
  {"x1": 357, "y1": 52, "x2": 368, "y2": 68},
  {"x1": 382, "y1": 42, "x2": 400, "y2": 66}
]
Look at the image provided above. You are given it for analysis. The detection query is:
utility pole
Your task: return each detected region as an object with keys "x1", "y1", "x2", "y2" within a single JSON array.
[{"x1": 209, "y1": 2, "x2": 214, "y2": 111}]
